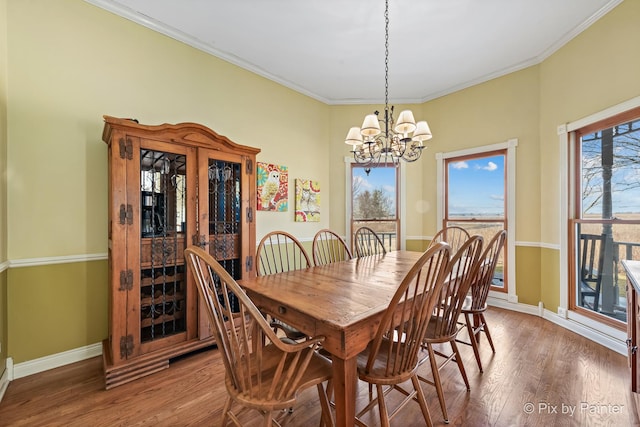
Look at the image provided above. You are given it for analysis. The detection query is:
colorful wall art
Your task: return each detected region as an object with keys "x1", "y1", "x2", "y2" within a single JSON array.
[
  {"x1": 257, "y1": 162, "x2": 288, "y2": 211},
  {"x1": 295, "y1": 178, "x2": 320, "y2": 222}
]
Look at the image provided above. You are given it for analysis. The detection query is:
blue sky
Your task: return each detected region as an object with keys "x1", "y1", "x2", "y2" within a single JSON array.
[
  {"x1": 447, "y1": 155, "x2": 505, "y2": 217},
  {"x1": 353, "y1": 166, "x2": 395, "y2": 193}
]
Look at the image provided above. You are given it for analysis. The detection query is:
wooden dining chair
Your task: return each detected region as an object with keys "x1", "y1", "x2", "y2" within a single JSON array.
[
  {"x1": 418, "y1": 234, "x2": 484, "y2": 424},
  {"x1": 355, "y1": 242, "x2": 451, "y2": 427},
  {"x1": 428, "y1": 225, "x2": 471, "y2": 255},
  {"x1": 354, "y1": 226, "x2": 387, "y2": 257},
  {"x1": 256, "y1": 231, "x2": 312, "y2": 341},
  {"x1": 458, "y1": 229, "x2": 507, "y2": 372},
  {"x1": 312, "y1": 229, "x2": 353, "y2": 266},
  {"x1": 184, "y1": 246, "x2": 334, "y2": 427}
]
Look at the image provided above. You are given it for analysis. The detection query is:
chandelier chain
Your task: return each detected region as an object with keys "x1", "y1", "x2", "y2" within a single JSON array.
[{"x1": 384, "y1": 0, "x2": 389, "y2": 115}]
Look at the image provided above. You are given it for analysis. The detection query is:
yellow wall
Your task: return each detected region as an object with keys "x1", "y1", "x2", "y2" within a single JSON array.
[
  {"x1": 2, "y1": 0, "x2": 639, "y2": 365},
  {"x1": 6, "y1": 0, "x2": 331, "y2": 262},
  {"x1": 4, "y1": 0, "x2": 330, "y2": 363},
  {"x1": 539, "y1": 0, "x2": 640, "y2": 245},
  {"x1": 539, "y1": 247, "x2": 560, "y2": 311},
  {"x1": 417, "y1": 66, "x2": 541, "y2": 242},
  {"x1": 1, "y1": 0, "x2": 8, "y2": 375},
  {"x1": 516, "y1": 246, "x2": 542, "y2": 306},
  {"x1": 415, "y1": 65, "x2": 541, "y2": 305},
  {"x1": 537, "y1": 0, "x2": 640, "y2": 311},
  {"x1": 329, "y1": 67, "x2": 541, "y2": 244},
  {"x1": 7, "y1": 261, "x2": 106, "y2": 361}
]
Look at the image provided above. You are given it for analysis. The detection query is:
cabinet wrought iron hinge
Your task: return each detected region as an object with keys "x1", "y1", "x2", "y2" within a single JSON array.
[
  {"x1": 245, "y1": 158, "x2": 253, "y2": 175},
  {"x1": 119, "y1": 269, "x2": 134, "y2": 291},
  {"x1": 119, "y1": 204, "x2": 134, "y2": 225},
  {"x1": 119, "y1": 335, "x2": 134, "y2": 359},
  {"x1": 118, "y1": 137, "x2": 133, "y2": 160},
  {"x1": 246, "y1": 206, "x2": 253, "y2": 223},
  {"x1": 245, "y1": 255, "x2": 253, "y2": 272}
]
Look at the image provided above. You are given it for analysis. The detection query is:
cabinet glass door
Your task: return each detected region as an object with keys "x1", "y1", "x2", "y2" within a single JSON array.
[
  {"x1": 206, "y1": 157, "x2": 242, "y2": 278},
  {"x1": 139, "y1": 148, "x2": 188, "y2": 343},
  {"x1": 196, "y1": 150, "x2": 246, "y2": 334}
]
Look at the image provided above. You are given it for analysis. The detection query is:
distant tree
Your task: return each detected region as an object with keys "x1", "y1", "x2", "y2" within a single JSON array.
[
  {"x1": 354, "y1": 188, "x2": 392, "y2": 219},
  {"x1": 352, "y1": 175, "x2": 364, "y2": 199},
  {"x1": 581, "y1": 121, "x2": 640, "y2": 214}
]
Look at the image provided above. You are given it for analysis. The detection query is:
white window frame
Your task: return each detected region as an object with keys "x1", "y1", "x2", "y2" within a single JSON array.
[{"x1": 436, "y1": 139, "x2": 518, "y2": 304}]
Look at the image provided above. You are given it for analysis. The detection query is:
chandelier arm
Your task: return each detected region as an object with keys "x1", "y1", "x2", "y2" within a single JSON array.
[
  {"x1": 353, "y1": 146, "x2": 372, "y2": 165},
  {"x1": 401, "y1": 143, "x2": 424, "y2": 162}
]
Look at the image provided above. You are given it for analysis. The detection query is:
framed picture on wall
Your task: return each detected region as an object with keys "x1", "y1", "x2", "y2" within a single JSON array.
[
  {"x1": 257, "y1": 162, "x2": 288, "y2": 211},
  {"x1": 295, "y1": 178, "x2": 320, "y2": 222}
]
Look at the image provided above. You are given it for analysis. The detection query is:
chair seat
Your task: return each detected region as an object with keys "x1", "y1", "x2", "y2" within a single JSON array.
[
  {"x1": 423, "y1": 315, "x2": 458, "y2": 344},
  {"x1": 229, "y1": 344, "x2": 333, "y2": 410},
  {"x1": 356, "y1": 338, "x2": 417, "y2": 386},
  {"x1": 460, "y1": 295, "x2": 487, "y2": 313}
]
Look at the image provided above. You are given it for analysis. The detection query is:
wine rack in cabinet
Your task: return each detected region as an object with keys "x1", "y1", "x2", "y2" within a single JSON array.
[{"x1": 102, "y1": 116, "x2": 259, "y2": 389}]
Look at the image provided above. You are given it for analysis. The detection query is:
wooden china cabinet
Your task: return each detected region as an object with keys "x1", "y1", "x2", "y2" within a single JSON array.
[{"x1": 101, "y1": 116, "x2": 259, "y2": 389}]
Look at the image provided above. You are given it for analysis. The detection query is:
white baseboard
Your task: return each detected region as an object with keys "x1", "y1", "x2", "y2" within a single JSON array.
[
  {"x1": 0, "y1": 361, "x2": 10, "y2": 402},
  {"x1": 542, "y1": 308, "x2": 627, "y2": 355},
  {"x1": 12, "y1": 342, "x2": 103, "y2": 380},
  {"x1": 487, "y1": 296, "x2": 540, "y2": 316}
]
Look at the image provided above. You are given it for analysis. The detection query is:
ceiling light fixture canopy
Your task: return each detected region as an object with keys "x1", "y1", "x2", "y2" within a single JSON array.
[{"x1": 345, "y1": 0, "x2": 432, "y2": 174}]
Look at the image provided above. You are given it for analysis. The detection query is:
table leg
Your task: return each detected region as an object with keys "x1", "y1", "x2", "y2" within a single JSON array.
[{"x1": 332, "y1": 355, "x2": 357, "y2": 427}]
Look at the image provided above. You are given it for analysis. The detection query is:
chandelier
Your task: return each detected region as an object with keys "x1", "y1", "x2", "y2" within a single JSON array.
[{"x1": 344, "y1": 0, "x2": 432, "y2": 173}]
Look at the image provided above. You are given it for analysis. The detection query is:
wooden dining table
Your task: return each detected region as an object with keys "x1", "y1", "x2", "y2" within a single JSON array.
[{"x1": 238, "y1": 250, "x2": 424, "y2": 427}]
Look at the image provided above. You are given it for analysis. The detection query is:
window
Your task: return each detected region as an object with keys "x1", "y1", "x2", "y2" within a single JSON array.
[
  {"x1": 350, "y1": 163, "x2": 400, "y2": 252},
  {"x1": 444, "y1": 151, "x2": 508, "y2": 292},
  {"x1": 437, "y1": 139, "x2": 517, "y2": 302},
  {"x1": 569, "y1": 107, "x2": 640, "y2": 327}
]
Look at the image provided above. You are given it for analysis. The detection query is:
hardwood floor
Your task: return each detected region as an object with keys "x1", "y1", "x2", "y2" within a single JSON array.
[{"x1": 1, "y1": 307, "x2": 639, "y2": 426}]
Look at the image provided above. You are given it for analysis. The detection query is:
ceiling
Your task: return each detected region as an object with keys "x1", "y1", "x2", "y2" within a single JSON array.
[{"x1": 87, "y1": 0, "x2": 621, "y2": 105}]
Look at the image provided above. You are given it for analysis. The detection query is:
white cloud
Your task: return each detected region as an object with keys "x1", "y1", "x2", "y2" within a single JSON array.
[
  {"x1": 354, "y1": 175, "x2": 373, "y2": 189},
  {"x1": 490, "y1": 194, "x2": 504, "y2": 201},
  {"x1": 483, "y1": 161, "x2": 498, "y2": 171},
  {"x1": 451, "y1": 161, "x2": 468, "y2": 169}
]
